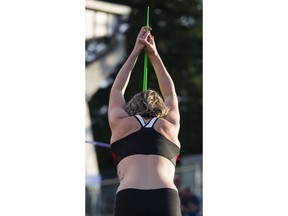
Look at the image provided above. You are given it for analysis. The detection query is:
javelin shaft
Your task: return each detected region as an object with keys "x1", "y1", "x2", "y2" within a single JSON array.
[{"x1": 143, "y1": 6, "x2": 149, "y2": 91}]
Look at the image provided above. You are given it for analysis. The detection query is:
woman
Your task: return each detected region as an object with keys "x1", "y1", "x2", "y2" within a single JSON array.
[{"x1": 108, "y1": 26, "x2": 181, "y2": 216}]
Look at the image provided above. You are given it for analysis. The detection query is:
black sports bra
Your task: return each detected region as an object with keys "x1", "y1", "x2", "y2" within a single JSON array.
[{"x1": 111, "y1": 115, "x2": 180, "y2": 166}]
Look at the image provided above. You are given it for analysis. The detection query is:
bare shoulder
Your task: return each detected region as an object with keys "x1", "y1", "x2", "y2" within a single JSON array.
[
  {"x1": 156, "y1": 117, "x2": 180, "y2": 132},
  {"x1": 154, "y1": 117, "x2": 180, "y2": 146},
  {"x1": 110, "y1": 116, "x2": 141, "y2": 143}
]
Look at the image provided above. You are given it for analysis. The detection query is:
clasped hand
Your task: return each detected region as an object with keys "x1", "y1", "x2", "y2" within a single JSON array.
[{"x1": 133, "y1": 26, "x2": 157, "y2": 56}]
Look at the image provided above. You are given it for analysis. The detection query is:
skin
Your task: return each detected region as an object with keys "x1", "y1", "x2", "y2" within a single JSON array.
[{"x1": 108, "y1": 26, "x2": 180, "y2": 193}]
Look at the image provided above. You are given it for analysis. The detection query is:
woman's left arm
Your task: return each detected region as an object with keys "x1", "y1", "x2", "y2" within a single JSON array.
[{"x1": 108, "y1": 27, "x2": 151, "y2": 127}]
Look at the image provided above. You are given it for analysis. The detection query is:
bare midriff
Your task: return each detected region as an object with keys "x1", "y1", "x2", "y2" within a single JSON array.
[{"x1": 116, "y1": 154, "x2": 178, "y2": 193}]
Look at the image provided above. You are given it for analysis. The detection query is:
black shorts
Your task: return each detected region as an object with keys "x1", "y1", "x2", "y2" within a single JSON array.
[{"x1": 114, "y1": 188, "x2": 181, "y2": 216}]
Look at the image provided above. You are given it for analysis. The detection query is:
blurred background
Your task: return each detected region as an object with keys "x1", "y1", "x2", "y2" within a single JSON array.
[{"x1": 85, "y1": 0, "x2": 202, "y2": 215}]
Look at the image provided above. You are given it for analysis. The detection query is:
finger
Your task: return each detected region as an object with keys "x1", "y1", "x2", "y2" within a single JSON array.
[
  {"x1": 144, "y1": 31, "x2": 153, "y2": 39},
  {"x1": 148, "y1": 34, "x2": 154, "y2": 40},
  {"x1": 142, "y1": 26, "x2": 152, "y2": 32},
  {"x1": 146, "y1": 26, "x2": 152, "y2": 32},
  {"x1": 138, "y1": 32, "x2": 149, "y2": 41},
  {"x1": 146, "y1": 34, "x2": 155, "y2": 44},
  {"x1": 139, "y1": 37, "x2": 153, "y2": 49},
  {"x1": 139, "y1": 38, "x2": 150, "y2": 47},
  {"x1": 138, "y1": 27, "x2": 152, "y2": 39}
]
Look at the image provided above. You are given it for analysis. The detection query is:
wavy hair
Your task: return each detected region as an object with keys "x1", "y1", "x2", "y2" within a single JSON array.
[{"x1": 125, "y1": 89, "x2": 169, "y2": 118}]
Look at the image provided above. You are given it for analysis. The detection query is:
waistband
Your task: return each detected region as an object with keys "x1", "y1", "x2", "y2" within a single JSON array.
[{"x1": 116, "y1": 187, "x2": 178, "y2": 196}]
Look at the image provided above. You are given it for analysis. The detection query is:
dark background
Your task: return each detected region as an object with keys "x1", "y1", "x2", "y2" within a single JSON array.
[{"x1": 88, "y1": 0, "x2": 202, "y2": 173}]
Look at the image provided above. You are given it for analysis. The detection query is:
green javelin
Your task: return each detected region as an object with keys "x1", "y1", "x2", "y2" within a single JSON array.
[{"x1": 143, "y1": 6, "x2": 149, "y2": 91}]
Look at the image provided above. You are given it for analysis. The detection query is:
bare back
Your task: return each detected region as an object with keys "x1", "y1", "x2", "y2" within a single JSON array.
[{"x1": 110, "y1": 116, "x2": 180, "y2": 193}]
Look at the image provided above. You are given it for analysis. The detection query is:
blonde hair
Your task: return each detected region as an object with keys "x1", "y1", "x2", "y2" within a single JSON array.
[{"x1": 125, "y1": 89, "x2": 169, "y2": 118}]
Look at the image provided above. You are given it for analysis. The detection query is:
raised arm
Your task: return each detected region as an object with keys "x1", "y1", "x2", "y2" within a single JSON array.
[
  {"x1": 108, "y1": 27, "x2": 151, "y2": 126},
  {"x1": 140, "y1": 31, "x2": 180, "y2": 125}
]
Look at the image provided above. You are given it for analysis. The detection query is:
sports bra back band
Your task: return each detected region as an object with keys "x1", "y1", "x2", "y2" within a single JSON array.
[{"x1": 111, "y1": 115, "x2": 180, "y2": 166}]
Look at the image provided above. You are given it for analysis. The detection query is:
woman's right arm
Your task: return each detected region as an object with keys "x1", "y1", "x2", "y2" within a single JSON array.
[{"x1": 140, "y1": 32, "x2": 180, "y2": 125}]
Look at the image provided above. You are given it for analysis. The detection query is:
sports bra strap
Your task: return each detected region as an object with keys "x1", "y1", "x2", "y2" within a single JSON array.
[
  {"x1": 145, "y1": 117, "x2": 158, "y2": 128},
  {"x1": 135, "y1": 115, "x2": 145, "y2": 126},
  {"x1": 135, "y1": 115, "x2": 158, "y2": 128}
]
